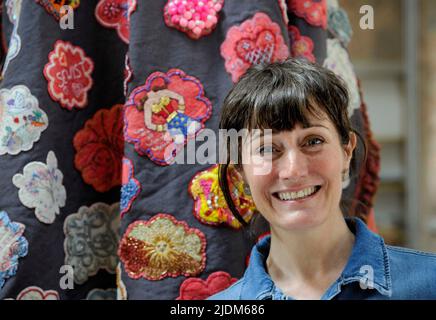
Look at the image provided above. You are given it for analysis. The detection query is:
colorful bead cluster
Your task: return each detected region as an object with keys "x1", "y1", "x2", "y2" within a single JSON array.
[{"x1": 164, "y1": 0, "x2": 224, "y2": 39}]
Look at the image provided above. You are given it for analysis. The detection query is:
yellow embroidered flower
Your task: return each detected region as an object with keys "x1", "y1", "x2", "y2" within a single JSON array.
[
  {"x1": 188, "y1": 165, "x2": 256, "y2": 229},
  {"x1": 118, "y1": 214, "x2": 206, "y2": 280}
]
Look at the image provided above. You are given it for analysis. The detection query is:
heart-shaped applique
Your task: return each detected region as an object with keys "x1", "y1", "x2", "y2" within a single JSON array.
[
  {"x1": 235, "y1": 30, "x2": 276, "y2": 65},
  {"x1": 177, "y1": 271, "x2": 238, "y2": 300},
  {"x1": 163, "y1": 0, "x2": 224, "y2": 40},
  {"x1": 220, "y1": 12, "x2": 289, "y2": 82}
]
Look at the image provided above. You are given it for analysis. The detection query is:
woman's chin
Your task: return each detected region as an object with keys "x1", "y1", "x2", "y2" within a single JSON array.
[{"x1": 270, "y1": 209, "x2": 325, "y2": 231}]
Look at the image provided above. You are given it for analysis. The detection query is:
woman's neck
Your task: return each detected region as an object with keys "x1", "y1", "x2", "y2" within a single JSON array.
[{"x1": 266, "y1": 214, "x2": 355, "y2": 299}]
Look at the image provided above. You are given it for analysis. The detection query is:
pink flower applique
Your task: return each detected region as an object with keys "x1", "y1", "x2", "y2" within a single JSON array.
[
  {"x1": 220, "y1": 12, "x2": 289, "y2": 82},
  {"x1": 288, "y1": 25, "x2": 315, "y2": 62},
  {"x1": 95, "y1": 0, "x2": 137, "y2": 44},
  {"x1": 288, "y1": 0, "x2": 327, "y2": 29},
  {"x1": 124, "y1": 68, "x2": 212, "y2": 165}
]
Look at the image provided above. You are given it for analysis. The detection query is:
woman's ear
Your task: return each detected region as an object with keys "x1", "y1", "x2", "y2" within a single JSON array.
[{"x1": 344, "y1": 131, "x2": 357, "y2": 164}]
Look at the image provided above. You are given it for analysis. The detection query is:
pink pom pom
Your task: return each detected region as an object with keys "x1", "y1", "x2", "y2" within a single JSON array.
[
  {"x1": 184, "y1": 11, "x2": 193, "y2": 19},
  {"x1": 193, "y1": 26, "x2": 202, "y2": 35},
  {"x1": 180, "y1": 17, "x2": 188, "y2": 27},
  {"x1": 171, "y1": 15, "x2": 181, "y2": 24},
  {"x1": 188, "y1": 20, "x2": 196, "y2": 29},
  {"x1": 205, "y1": 20, "x2": 214, "y2": 29}
]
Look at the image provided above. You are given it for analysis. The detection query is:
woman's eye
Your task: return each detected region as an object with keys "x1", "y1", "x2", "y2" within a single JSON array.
[
  {"x1": 305, "y1": 137, "x2": 324, "y2": 147},
  {"x1": 258, "y1": 145, "x2": 275, "y2": 155}
]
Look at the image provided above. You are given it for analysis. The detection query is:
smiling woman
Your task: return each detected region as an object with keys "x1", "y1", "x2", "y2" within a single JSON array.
[{"x1": 211, "y1": 58, "x2": 436, "y2": 300}]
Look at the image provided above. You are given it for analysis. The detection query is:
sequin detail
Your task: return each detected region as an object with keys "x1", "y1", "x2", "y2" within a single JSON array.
[
  {"x1": 188, "y1": 165, "x2": 256, "y2": 229},
  {"x1": 119, "y1": 213, "x2": 207, "y2": 280}
]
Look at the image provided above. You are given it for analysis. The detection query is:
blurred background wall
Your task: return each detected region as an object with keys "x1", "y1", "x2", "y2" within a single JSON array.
[{"x1": 342, "y1": 0, "x2": 436, "y2": 252}]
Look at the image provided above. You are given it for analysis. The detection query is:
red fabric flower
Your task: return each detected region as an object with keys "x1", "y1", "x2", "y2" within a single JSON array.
[
  {"x1": 43, "y1": 40, "x2": 94, "y2": 110},
  {"x1": 177, "y1": 271, "x2": 238, "y2": 300},
  {"x1": 73, "y1": 104, "x2": 124, "y2": 193},
  {"x1": 220, "y1": 12, "x2": 289, "y2": 82},
  {"x1": 124, "y1": 68, "x2": 212, "y2": 166},
  {"x1": 288, "y1": 0, "x2": 327, "y2": 29},
  {"x1": 95, "y1": 0, "x2": 137, "y2": 44},
  {"x1": 288, "y1": 25, "x2": 315, "y2": 62}
]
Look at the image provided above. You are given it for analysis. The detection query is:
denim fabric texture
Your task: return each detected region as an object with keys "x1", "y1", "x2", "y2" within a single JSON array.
[{"x1": 209, "y1": 218, "x2": 436, "y2": 300}]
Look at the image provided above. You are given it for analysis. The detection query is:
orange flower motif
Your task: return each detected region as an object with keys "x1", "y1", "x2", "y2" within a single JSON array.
[
  {"x1": 73, "y1": 104, "x2": 124, "y2": 192},
  {"x1": 188, "y1": 165, "x2": 256, "y2": 229},
  {"x1": 118, "y1": 214, "x2": 207, "y2": 280}
]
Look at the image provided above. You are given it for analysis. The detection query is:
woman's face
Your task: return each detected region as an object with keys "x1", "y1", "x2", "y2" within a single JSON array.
[{"x1": 241, "y1": 112, "x2": 356, "y2": 232}]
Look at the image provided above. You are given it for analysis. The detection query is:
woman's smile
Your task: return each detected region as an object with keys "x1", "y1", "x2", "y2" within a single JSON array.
[{"x1": 272, "y1": 185, "x2": 322, "y2": 204}]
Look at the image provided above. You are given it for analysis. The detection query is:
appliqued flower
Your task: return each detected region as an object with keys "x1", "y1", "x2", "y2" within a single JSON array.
[
  {"x1": 323, "y1": 38, "x2": 360, "y2": 114},
  {"x1": 0, "y1": 85, "x2": 48, "y2": 155},
  {"x1": 119, "y1": 213, "x2": 207, "y2": 280},
  {"x1": 73, "y1": 104, "x2": 123, "y2": 193},
  {"x1": 12, "y1": 151, "x2": 66, "y2": 224},
  {"x1": 86, "y1": 288, "x2": 117, "y2": 300},
  {"x1": 11, "y1": 286, "x2": 59, "y2": 300},
  {"x1": 288, "y1": 0, "x2": 327, "y2": 29},
  {"x1": 288, "y1": 25, "x2": 315, "y2": 62},
  {"x1": 35, "y1": 0, "x2": 80, "y2": 20},
  {"x1": 163, "y1": 0, "x2": 224, "y2": 39},
  {"x1": 220, "y1": 12, "x2": 289, "y2": 82},
  {"x1": 120, "y1": 157, "x2": 141, "y2": 217},
  {"x1": 116, "y1": 263, "x2": 128, "y2": 300},
  {"x1": 43, "y1": 40, "x2": 94, "y2": 110},
  {"x1": 327, "y1": 0, "x2": 352, "y2": 47},
  {"x1": 124, "y1": 68, "x2": 212, "y2": 165},
  {"x1": 188, "y1": 165, "x2": 255, "y2": 229},
  {"x1": 64, "y1": 202, "x2": 120, "y2": 285},
  {"x1": 0, "y1": 211, "x2": 28, "y2": 288},
  {"x1": 177, "y1": 271, "x2": 238, "y2": 300},
  {"x1": 278, "y1": 0, "x2": 289, "y2": 24},
  {"x1": 2, "y1": 0, "x2": 23, "y2": 78},
  {"x1": 95, "y1": 0, "x2": 137, "y2": 44}
]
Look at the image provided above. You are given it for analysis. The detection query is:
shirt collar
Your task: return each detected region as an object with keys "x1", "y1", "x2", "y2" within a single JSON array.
[{"x1": 239, "y1": 217, "x2": 392, "y2": 300}]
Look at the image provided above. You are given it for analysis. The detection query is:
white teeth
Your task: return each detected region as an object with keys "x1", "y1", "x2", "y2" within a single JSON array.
[{"x1": 277, "y1": 186, "x2": 317, "y2": 201}]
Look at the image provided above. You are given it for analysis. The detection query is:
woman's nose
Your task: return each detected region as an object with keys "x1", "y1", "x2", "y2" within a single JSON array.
[{"x1": 278, "y1": 150, "x2": 309, "y2": 180}]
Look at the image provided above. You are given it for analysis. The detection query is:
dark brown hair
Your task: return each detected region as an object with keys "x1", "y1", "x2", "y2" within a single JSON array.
[{"x1": 218, "y1": 58, "x2": 367, "y2": 227}]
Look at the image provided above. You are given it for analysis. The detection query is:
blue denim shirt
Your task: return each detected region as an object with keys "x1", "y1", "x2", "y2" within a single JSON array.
[{"x1": 209, "y1": 218, "x2": 436, "y2": 300}]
